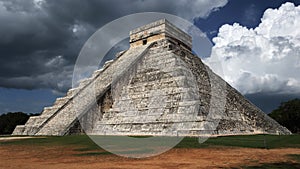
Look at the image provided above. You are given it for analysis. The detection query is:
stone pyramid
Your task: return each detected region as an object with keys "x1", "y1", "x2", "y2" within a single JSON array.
[{"x1": 13, "y1": 19, "x2": 291, "y2": 136}]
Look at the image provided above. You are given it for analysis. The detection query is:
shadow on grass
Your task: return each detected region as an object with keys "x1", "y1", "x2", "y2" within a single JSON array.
[
  {"x1": 73, "y1": 147, "x2": 155, "y2": 157},
  {"x1": 288, "y1": 154, "x2": 300, "y2": 162}
]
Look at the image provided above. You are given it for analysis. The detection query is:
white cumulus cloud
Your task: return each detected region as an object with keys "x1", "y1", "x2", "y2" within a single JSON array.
[{"x1": 205, "y1": 2, "x2": 300, "y2": 95}]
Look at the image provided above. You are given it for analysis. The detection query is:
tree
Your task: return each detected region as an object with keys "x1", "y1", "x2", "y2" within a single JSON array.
[
  {"x1": 269, "y1": 99, "x2": 300, "y2": 133},
  {"x1": 0, "y1": 112, "x2": 29, "y2": 135}
]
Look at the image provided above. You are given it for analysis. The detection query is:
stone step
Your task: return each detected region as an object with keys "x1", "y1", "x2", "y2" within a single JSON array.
[
  {"x1": 66, "y1": 87, "x2": 80, "y2": 97},
  {"x1": 116, "y1": 50, "x2": 126, "y2": 58},
  {"x1": 92, "y1": 121, "x2": 212, "y2": 134},
  {"x1": 28, "y1": 116, "x2": 50, "y2": 127},
  {"x1": 147, "y1": 47, "x2": 167, "y2": 54},
  {"x1": 53, "y1": 96, "x2": 71, "y2": 106},
  {"x1": 114, "y1": 99, "x2": 183, "y2": 109},
  {"x1": 144, "y1": 52, "x2": 174, "y2": 60},
  {"x1": 144, "y1": 56, "x2": 177, "y2": 66},
  {"x1": 136, "y1": 66, "x2": 191, "y2": 77},
  {"x1": 91, "y1": 68, "x2": 104, "y2": 78},
  {"x1": 22, "y1": 126, "x2": 39, "y2": 136},
  {"x1": 78, "y1": 77, "x2": 94, "y2": 88},
  {"x1": 24, "y1": 116, "x2": 39, "y2": 126},
  {"x1": 102, "y1": 60, "x2": 114, "y2": 69},
  {"x1": 126, "y1": 75, "x2": 187, "y2": 88},
  {"x1": 178, "y1": 100, "x2": 201, "y2": 107},
  {"x1": 22, "y1": 116, "x2": 52, "y2": 135},
  {"x1": 96, "y1": 114, "x2": 203, "y2": 125},
  {"x1": 41, "y1": 106, "x2": 60, "y2": 116},
  {"x1": 12, "y1": 125, "x2": 25, "y2": 135}
]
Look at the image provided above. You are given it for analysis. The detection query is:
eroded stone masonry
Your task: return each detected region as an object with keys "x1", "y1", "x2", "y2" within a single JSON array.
[{"x1": 13, "y1": 19, "x2": 291, "y2": 136}]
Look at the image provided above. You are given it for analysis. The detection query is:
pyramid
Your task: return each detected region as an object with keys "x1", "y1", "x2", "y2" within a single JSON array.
[{"x1": 13, "y1": 19, "x2": 291, "y2": 136}]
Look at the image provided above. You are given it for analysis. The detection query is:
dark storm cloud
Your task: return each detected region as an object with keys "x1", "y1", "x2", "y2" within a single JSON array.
[{"x1": 0, "y1": 0, "x2": 228, "y2": 94}]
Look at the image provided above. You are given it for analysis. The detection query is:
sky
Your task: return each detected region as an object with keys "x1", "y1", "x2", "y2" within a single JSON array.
[{"x1": 0, "y1": 0, "x2": 300, "y2": 114}]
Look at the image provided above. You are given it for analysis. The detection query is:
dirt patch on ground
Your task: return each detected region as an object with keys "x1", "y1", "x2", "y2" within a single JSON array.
[{"x1": 0, "y1": 145, "x2": 299, "y2": 169}]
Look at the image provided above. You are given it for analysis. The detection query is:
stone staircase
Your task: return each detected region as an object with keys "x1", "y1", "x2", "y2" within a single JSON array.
[{"x1": 12, "y1": 43, "x2": 154, "y2": 136}]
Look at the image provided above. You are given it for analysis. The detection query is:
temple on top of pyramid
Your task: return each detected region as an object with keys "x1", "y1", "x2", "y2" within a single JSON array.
[
  {"x1": 13, "y1": 19, "x2": 291, "y2": 136},
  {"x1": 129, "y1": 19, "x2": 192, "y2": 50}
]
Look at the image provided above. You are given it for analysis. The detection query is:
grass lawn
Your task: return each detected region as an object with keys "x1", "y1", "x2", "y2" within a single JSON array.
[
  {"x1": 0, "y1": 135, "x2": 101, "y2": 151},
  {"x1": 1, "y1": 134, "x2": 299, "y2": 156},
  {"x1": 176, "y1": 134, "x2": 300, "y2": 149},
  {"x1": 1, "y1": 134, "x2": 300, "y2": 149}
]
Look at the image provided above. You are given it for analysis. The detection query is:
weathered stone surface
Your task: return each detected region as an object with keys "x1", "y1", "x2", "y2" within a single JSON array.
[{"x1": 12, "y1": 19, "x2": 291, "y2": 136}]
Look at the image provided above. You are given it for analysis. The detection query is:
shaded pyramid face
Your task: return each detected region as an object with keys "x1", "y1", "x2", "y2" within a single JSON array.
[{"x1": 13, "y1": 19, "x2": 291, "y2": 136}]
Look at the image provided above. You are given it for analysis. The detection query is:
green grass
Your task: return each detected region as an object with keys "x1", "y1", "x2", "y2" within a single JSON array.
[
  {"x1": 1, "y1": 134, "x2": 299, "y2": 162},
  {"x1": 0, "y1": 135, "x2": 101, "y2": 151},
  {"x1": 176, "y1": 134, "x2": 300, "y2": 149},
  {"x1": 1, "y1": 134, "x2": 300, "y2": 156},
  {"x1": 175, "y1": 136, "x2": 209, "y2": 148},
  {"x1": 214, "y1": 134, "x2": 300, "y2": 149}
]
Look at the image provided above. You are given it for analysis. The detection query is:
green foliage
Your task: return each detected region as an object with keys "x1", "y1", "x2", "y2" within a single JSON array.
[
  {"x1": 0, "y1": 112, "x2": 31, "y2": 135},
  {"x1": 269, "y1": 99, "x2": 300, "y2": 133}
]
